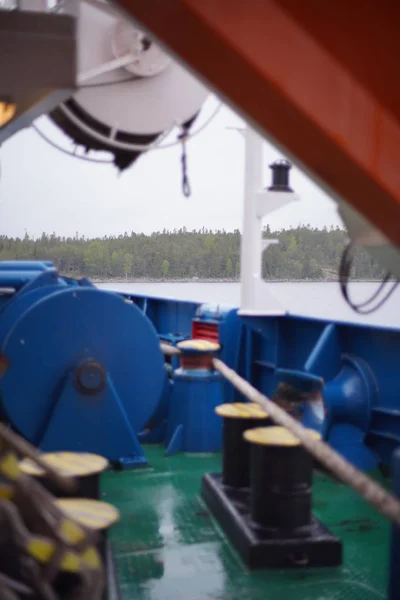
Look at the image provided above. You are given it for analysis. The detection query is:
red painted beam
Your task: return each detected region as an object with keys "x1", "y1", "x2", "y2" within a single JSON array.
[
  {"x1": 274, "y1": 0, "x2": 400, "y2": 127},
  {"x1": 115, "y1": 0, "x2": 400, "y2": 248}
]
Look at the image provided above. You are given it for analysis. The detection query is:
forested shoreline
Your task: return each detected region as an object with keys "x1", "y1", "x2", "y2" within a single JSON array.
[{"x1": 0, "y1": 226, "x2": 384, "y2": 281}]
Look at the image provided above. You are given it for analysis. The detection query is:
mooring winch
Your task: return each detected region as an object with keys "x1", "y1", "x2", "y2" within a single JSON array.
[{"x1": 0, "y1": 261, "x2": 167, "y2": 466}]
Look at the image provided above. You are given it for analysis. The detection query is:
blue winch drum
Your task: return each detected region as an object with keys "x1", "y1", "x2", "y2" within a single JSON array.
[{"x1": 0, "y1": 285, "x2": 166, "y2": 457}]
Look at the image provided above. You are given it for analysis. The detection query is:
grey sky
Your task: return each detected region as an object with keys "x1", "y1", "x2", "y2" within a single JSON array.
[{"x1": 0, "y1": 96, "x2": 343, "y2": 239}]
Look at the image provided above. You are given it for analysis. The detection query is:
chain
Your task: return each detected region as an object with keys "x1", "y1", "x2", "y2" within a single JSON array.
[{"x1": 178, "y1": 130, "x2": 191, "y2": 197}]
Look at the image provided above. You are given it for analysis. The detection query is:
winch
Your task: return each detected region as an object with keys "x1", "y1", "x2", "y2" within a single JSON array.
[{"x1": 0, "y1": 261, "x2": 166, "y2": 466}]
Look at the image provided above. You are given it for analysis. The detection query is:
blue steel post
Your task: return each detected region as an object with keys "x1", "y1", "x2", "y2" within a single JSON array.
[
  {"x1": 389, "y1": 447, "x2": 400, "y2": 600},
  {"x1": 165, "y1": 339, "x2": 224, "y2": 455}
]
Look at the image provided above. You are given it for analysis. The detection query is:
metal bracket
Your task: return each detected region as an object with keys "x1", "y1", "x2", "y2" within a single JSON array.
[{"x1": 0, "y1": 8, "x2": 76, "y2": 143}]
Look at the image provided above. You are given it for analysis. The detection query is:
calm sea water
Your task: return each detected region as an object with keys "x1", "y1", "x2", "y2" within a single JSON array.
[{"x1": 97, "y1": 281, "x2": 400, "y2": 330}]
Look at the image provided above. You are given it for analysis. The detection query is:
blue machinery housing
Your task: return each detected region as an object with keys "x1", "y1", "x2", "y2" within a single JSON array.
[
  {"x1": 130, "y1": 290, "x2": 400, "y2": 474},
  {"x1": 0, "y1": 260, "x2": 399, "y2": 474}
]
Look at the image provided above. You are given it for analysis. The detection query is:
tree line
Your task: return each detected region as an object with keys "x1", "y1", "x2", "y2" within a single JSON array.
[{"x1": 0, "y1": 226, "x2": 384, "y2": 281}]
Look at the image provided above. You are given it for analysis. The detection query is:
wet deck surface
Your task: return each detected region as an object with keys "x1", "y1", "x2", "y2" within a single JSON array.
[{"x1": 102, "y1": 446, "x2": 390, "y2": 600}]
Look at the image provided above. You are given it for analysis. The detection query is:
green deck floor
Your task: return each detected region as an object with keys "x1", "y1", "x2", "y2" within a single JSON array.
[{"x1": 102, "y1": 446, "x2": 390, "y2": 600}]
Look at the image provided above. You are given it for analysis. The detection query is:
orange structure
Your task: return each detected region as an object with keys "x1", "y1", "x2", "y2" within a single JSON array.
[{"x1": 115, "y1": 0, "x2": 400, "y2": 250}]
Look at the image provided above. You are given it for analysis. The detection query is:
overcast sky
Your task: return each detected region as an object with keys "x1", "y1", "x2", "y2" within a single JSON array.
[{"x1": 0, "y1": 95, "x2": 343, "y2": 240}]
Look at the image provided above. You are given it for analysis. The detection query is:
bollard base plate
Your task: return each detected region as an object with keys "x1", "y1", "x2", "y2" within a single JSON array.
[{"x1": 201, "y1": 473, "x2": 342, "y2": 569}]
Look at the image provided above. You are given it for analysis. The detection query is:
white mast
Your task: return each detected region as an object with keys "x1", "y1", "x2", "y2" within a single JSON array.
[{"x1": 239, "y1": 126, "x2": 299, "y2": 316}]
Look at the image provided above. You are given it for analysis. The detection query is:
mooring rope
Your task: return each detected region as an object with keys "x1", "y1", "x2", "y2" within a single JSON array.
[
  {"x1": 159, "y1": 342, "x2": 400, "y2": 526},
  {"x1": 160, "y1": 342, "x2": 180, "y2": 357}
]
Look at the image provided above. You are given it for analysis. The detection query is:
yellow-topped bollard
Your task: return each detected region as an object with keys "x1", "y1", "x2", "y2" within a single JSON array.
[
  {"x1": 20, "y1": 452, "x2": 109, "y2": 499},
  {"x1": 202, "y1": 423, "x2": 342, "y2": 569},
  {"x1": 215, "y1": 403, "x2": 271, "y2": 489},
  {"x1": 55, "y1": 497, "x2": 120, "y2": 561},
  {"x1": 177, "y1": 339, "x2": 220, "y2": 370},
  {"x1": 243, "y1": 426, "x2": 321, "y2": 530},
  {"x1": 55, "y1": 498, "x2": 120, "y2": 531},
  {"x1": 243, "y1": 425, "x2": 321, "y2": 446}
]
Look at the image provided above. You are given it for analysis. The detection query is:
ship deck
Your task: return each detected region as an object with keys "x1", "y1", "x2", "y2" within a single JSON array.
[{"x1": 102, "y1": 446, "x2": 390, "y2": 600}]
